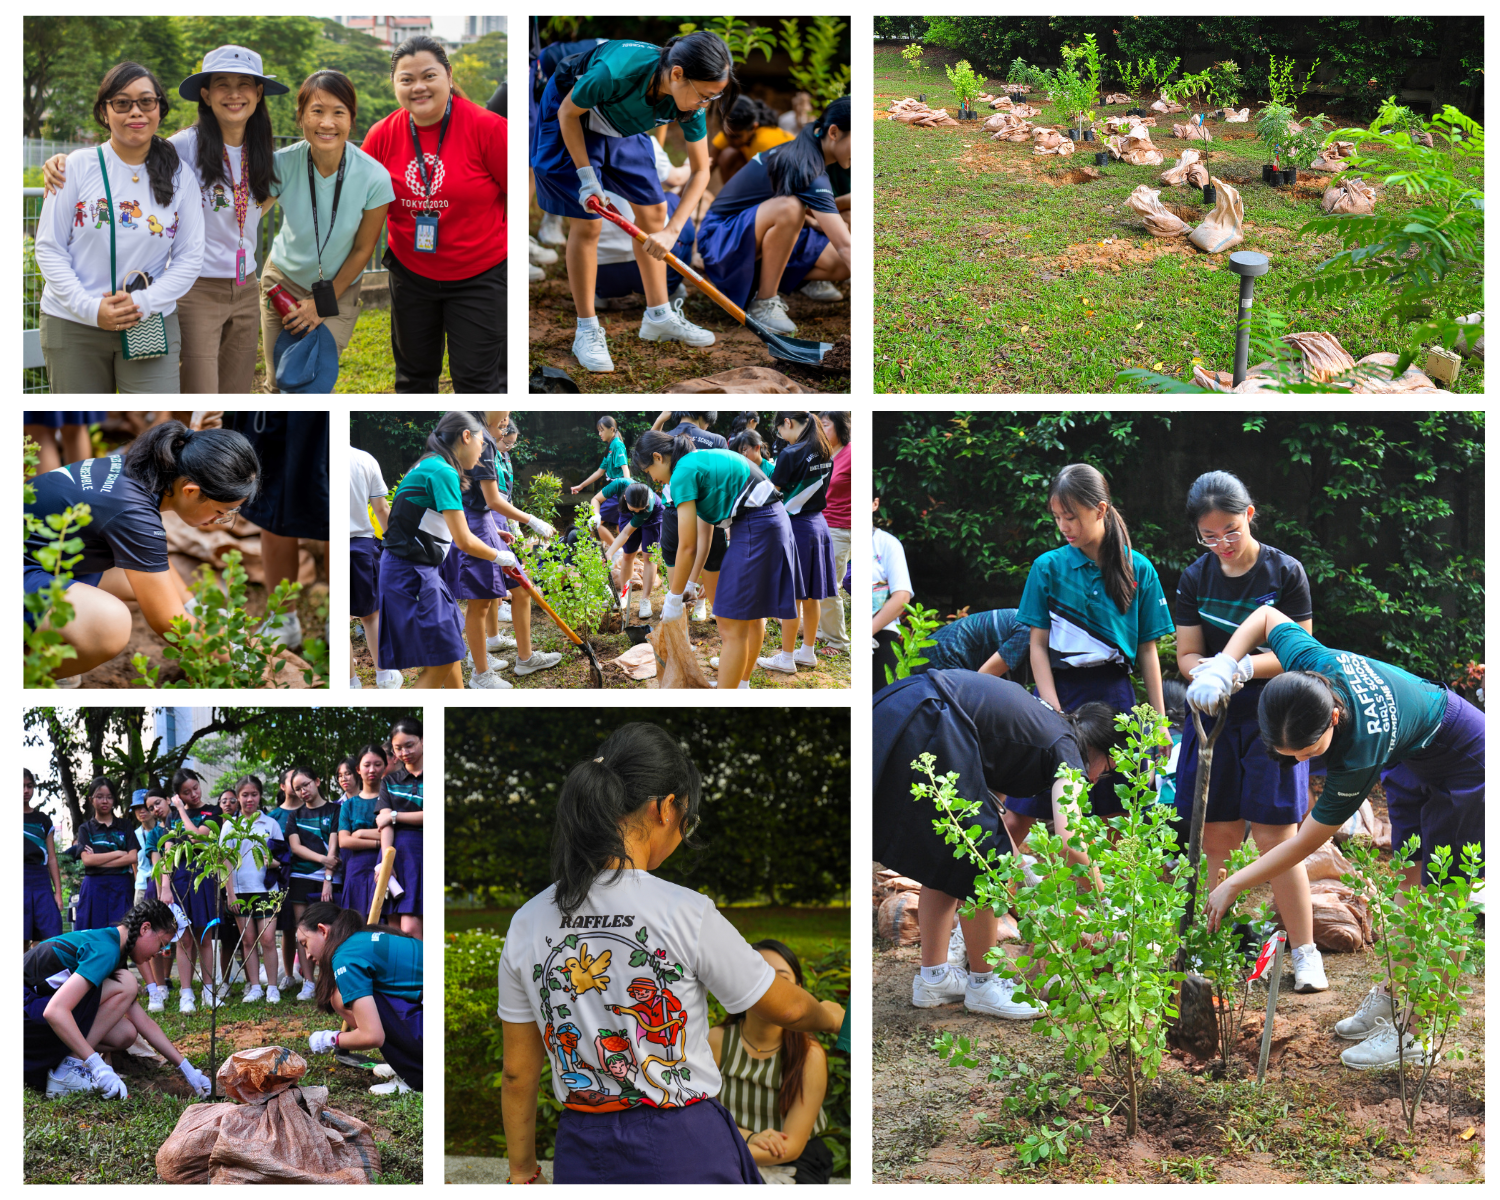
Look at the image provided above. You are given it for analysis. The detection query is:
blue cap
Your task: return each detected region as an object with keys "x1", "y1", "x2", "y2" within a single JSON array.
[
  {"x1": 131, "y1": 789, "x2": 150, "y2": 808},
  {"x1": 273, "y1": 323, "x2": 340, "y2": 394}
]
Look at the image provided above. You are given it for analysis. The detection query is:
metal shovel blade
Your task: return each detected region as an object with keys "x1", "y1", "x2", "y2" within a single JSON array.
[{"x1": 745, "y1": 312, "x2": 833, "y2": 366}]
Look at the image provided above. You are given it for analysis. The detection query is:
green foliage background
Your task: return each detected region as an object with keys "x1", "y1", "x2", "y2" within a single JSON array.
[{"x1": 874, "y1": 411, "x2": 1484, "y2": 688}]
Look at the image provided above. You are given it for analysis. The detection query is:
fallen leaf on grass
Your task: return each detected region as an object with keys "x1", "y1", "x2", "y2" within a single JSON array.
[{"x1": 1134, "y1": 320, "x2": 1144, "y2": 330}]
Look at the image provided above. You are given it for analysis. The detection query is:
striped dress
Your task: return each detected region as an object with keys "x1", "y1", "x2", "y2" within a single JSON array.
[{"x1": 718, "y1": 1022, "x2": 828, "y2": 1136}]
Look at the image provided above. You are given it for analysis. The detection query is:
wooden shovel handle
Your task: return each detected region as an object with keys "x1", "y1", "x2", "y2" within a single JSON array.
[{"x1": 340, "y1": 846, "x2": 397, "y2": 1033}]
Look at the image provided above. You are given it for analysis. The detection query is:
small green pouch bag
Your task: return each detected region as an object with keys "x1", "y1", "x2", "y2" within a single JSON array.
[{"x1": 98, "y1": 147, "x2": 170, "y2": 360}]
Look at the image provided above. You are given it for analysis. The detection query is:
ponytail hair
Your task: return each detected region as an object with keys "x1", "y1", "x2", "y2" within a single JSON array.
[
  {"x1": 630, "y1": 429, "x2": 697, "y2": 475},
  {"x1": 765, "y1": 95, "x2": 850, "y2": 198},
  {"x1": 123, "y1": 896, "x2": 177, "y2": 957},
  {"x1": 597, "y1": 415, "x2": 619, "y2": 434},
  {"x1": 297, "y1": 902, "x2": 418, "y2": 1014},
  {"x1": 774, "y1": 410, "x2": 832, "y2": 461},
  {"x1": 420, "y1": 411, "x2": 485, "y2": 491},
  {"x1": 94, "y1": 62, "x2": 180, "y2": 207},
  {"x1": 728, "y1": 410, "x2": 759, "y2": 436},
  {"x1": 1185, "y1": 470, "x2": 1255, "y2": 533},
  {"x1": 551, "y1": 723, "x2": 703, "y2": 919},
  {"x1": 1258, "y1": 671, "x2": 1345, "y2": 761},
  {"x1": 124, "y1": 420, "x2": 260, "y2": 505},
  {"x1": 722, "y1": 95, "x2": 778, "y2": 134},
  {"x1": 652, "y1": 32, "x2": 739, "y2": 117},
  {"x1": 1062, "y1": 701, "x2": 1126, "y2": 764},
  {"x1": 622, "y1": 482, "x2": 654, "y2": 512},
  {"x1": 1049, "y1": 464, "x2": 1136, "y2": 613}
]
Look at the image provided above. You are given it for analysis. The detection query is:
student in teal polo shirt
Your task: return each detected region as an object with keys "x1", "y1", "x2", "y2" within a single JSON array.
[
  {"x1": 632, "y1": 431, "x2": 798, "y2": 689},
  {"x1": 340, "y1": 745, "x2": 390, "y2": 923},
  {"x1": 571, "y1": 416, "x2": 632, "y2": 496},
  {"x1": 377, "y1": 717, "x2": 425, "y2": 939},
  {"x1": 590, "y1": 479, "x2": 664, "y2": 623},
  {"x1": 530, "y1": 34, "x2": 739, "y2": 372},
  {"x1": 298, "y1": 903, "x2": 423, "y2": 1092},
  {"x1": 1192, "y1": 605, "x2": 1483, "y2": 1072},
  {"x1": 1008, "y1": 464, "x2": 1172, "y2": 844}
]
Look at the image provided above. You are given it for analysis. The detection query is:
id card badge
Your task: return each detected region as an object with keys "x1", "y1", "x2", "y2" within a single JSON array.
[
  {"x1": 235, "y1": 247, "x2": 248, "y2": 286},
  {"x1": 413, "y1": 213, "x2": 438, "y2": 253}
]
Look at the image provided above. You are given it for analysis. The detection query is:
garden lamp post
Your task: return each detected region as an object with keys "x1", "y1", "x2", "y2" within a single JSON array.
[{"x1": 1227, "y1": 251, "x2": 1270, "y2": 386}]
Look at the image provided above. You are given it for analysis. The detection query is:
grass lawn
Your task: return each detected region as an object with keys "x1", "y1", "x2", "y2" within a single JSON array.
[
  {"x1": 24, "y1": 975, "x2": 422, "y2": 1183},
  {"x1": 873, "y1": 45, "x2": 1485, "y2": 394},
  {"x1": 250, "y1": 304, "x2": 457, "y2": 394}
]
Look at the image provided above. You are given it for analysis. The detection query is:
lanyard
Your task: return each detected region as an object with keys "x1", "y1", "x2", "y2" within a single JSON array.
[
  {"x1": 407, "y1": 98, "x2": 452, "y2": 216},
  {"x1": 307, "y1": 146, "x2": 348, "y2": 280},
  {"x1": 224, "y1": 143, "x2": 249, "y2": 243}
]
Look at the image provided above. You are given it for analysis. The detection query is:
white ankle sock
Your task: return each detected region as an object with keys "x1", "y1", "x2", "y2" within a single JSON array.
[
  {"x1": 737, "y1": 680, "x2": 750, "y2": 689},
  {"x1": 576, "y1": 315, "x2": 599, "y2": 330},
  {"x1": 968, "y1": 970, "x2": 994, "y2": 987},
  {"x1": 920, "y1": 965, "x2": 949, "y2": 984},
  {"x1": 645, "y1": 303, "x2": 671, "y2": 322}
]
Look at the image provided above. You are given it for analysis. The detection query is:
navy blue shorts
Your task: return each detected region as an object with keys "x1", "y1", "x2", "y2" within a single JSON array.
[
  {"x1": 350, "y1": 536, "x2": 381, "y2": 617},
  {"x1": 556, "y1": 1096, "x2": 761, "y2": 1183},
  {"x1": 1175, "y1": 680, "x2": 1310, "y2": 828},
  {"x1": 24, "y1": 411, "x2": 105, "y2": 427},
  {"x1": 1381, "y1": 689, "x2": 1485, "y2": 883},
  {"x1": 602, "y1": 499, "x2": 663, "y2": 555},
  {"x1": 1006, "y1": 663, "x2": 1136, "y2": 820},
  {"x1": 373, "y1": 992, "x2": 423, "y2": 1091},
  {"x1": 25, "y1": 984, "x2": 102, "y2": 1088},
  {"x1": 531, "y1": 75, "x2": 668, "y2": 221},
  {"x1": 698, "y1": 202, "x2": 830, "y2": 309},
  {"x1": 24, "y1": 564, "x2": 103, "y2": 628},
  {"x1": 661, "y1": 506, "x2": 726, "y2": 572}
]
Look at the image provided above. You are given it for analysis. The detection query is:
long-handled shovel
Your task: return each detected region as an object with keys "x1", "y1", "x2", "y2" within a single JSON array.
[
  {"x1": 502, "y1": 563, "x2": 605, "y2": 688},
  {"x1": 585, "y1": 195, "x2": 832, "y2": 366},
  {"x1": 1167, "y1": 704, "x2": 1230, "y2": 1061},
  {"x1": 336, "y1": 846, "x2": 396, "y2": 1069}
]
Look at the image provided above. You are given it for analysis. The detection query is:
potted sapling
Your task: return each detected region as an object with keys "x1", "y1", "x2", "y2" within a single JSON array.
[
  {"x1": 1007, "y1": 56, "x2": 1031, "y2": 101},
  {"x1": 1080, "y1": 108, "x2": 1098, "y2": 142},
  {"x1": 1282, "y1": 114, "x2": 1330, "y2": 186},
  {"x1": 945, "y1": 58, "x2": 983, "y2": 121},
  {"x1": 1256, "y1": 102, "x2": 1295, "y2": 184}
]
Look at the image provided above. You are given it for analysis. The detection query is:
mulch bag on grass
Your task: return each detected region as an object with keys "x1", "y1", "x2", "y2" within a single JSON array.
[
  {"x1": 663, "y1": 367, "x2": 817, "y2": 394},
  {"x1": 1127, "y1": 184, "x2": 1192, "y2": 237},
  {"x1": 1161, "y1": 148, "x2": 1209, "y2": 187},
  {"x1": 1308, "y1": 139, "x2": 1356, "y2": 171},
  {"x1": 1188, "y1": 177, "x2": 1244, "y2": 254},
  {"x1": 1322, "y1": 175, "x2": 1376, "y2": 214},
  {"x1": 1103, "y1": 92, "x2": 1132, "y2": 105},
  {"x1": 1275, "y1": 881, "x2": 1376, "y2": 953},
  {"x1": 1173, "y1": 121, "x2": 1213, "y2": 142},
  {"x1": 1150, "y1": 98, "x2": 1185, "y2": 113},
  {"x1": 1112, "y1": 132, "x2": 1164, "y2": 165},
  {"x1": 989, "y1": 116, "x2": 1033, "y2": 142},
  {"x1": 1032, "y1": 128, "x2": 1075, "y2": 156},
  {"x1": 647, "y1": 614, "x2": 711, "y2": 689},
  {"x1": 1281, "y1": 331, "x2": 1357, "y2": 382},
  {"x1": 877, "y1": 891, "x2": 921, "y2": 945},
  {"x1": 1009, "y1": 103, "x2": 1041, "y2": 118},
  {"x1": 156, "y1": 1047, "x2": 379, "y2": 1185},
  {"x1": 1343, "y1": 352, "x2": 1440, "y2": 393},
  {"x1": 1223, "y1": 107, "x2": 1251, "y2": 122}
]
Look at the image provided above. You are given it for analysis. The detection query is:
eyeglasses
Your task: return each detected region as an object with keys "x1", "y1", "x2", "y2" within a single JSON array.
[
  {"x1": 108, "y1": 96, "x2": 161, "y2": 114},
  {"x1": 206, "y1": 508, "x2": 242, "y2": 526},
  {"x1": 686, "y1": 78, "x2": 724, "y2": 107},
  {"x1": 1197, "y1": 530, "x2": 1245, "y2": 548}
]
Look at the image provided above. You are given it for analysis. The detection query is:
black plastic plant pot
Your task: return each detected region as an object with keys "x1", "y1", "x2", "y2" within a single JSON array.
[
  {"x1": 1283, "y1": 166, "x2": 1298, "y2": 185},
  {"x1": 1067, "y1": 128, "x2": 1082, "y2": 141},
  {"x1": 1095, "y1": 151, "x2": 1110, "y2": 167},
  {"x1": 916, "y1": 94, "x2": 925, "y2": 102},
  {"x1": 1262, "y1": 164, "x2": 1275, "y2": 182},
  {"x1": 1203, "y1": 184, "x2": 1217, "y2": 204},
  {"x1": 1268, "y1": 170, "x2": 1284, "y2": 187},
  {"x1": 1083, "y1": 129, "x2": 1096, "y2": 142},
  {"x1": 1011, "y1": 93, "x2": 1026, "y2": 102}
]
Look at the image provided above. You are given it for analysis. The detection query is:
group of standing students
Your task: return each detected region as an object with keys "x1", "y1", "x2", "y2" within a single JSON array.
[
  {"x1": 36, "y1": 36, "x2": 506, "y2": 394},
  {"x1": 875, "y1": 464, "x2": 1484, "y2": 1070},
  {"x1": 22, "y1": 716, "x2": 426, "y2": 1098}
]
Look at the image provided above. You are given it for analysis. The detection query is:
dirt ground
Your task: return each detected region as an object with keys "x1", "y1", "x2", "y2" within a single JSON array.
[{"x1": 873, "y1": 810, "x2": 1486, "y2": 1183}]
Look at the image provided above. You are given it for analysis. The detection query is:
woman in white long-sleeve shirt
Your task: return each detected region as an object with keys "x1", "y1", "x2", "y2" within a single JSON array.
[{"x1": 33, "y1": 62, "x2": 205, "y2": 394}]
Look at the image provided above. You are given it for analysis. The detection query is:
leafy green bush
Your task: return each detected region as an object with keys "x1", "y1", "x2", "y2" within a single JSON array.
[
  {"x1": 944, "y1": 59, "x2": 984, "y2": 109},
  {"x1": 1266, "y1": 53, "x2": 1321, "y2": 107},
  {"x1": 781, "y1": 16, "x2": 851, "y2": 106},
  {"x1": 525, "y1": 503, "x2": 614, "y2": 638},
  {"x1": 885, "y1": 600, "x2": 940, "y2": 687},
  {"x1": 23, "y1": 436, "x2": 91, "y2": 688},
  {"x1": 522, "y1": 470, "x2": 562, "y2": 530}
]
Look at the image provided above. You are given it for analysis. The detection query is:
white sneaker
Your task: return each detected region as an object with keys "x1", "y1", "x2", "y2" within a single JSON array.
[
  {"x1": 793, "y1": 645, "x2": 819, "y2": 668},
  {"x1": 179, "y1": 989, "x2": 196, "y2": 1014},
  {"x1": 947, "y1": 923, "x2": 968, "y2": 967},
  {"x1": 242, "y1": 984, "x2": 265, "y2": 1003},
  {"x1": 468, "y1": 667, "x2": 514, "y2": 690},
  {"x1": 798, "y1": 279, "x2": 844, "y2": 302},
  {"x1": 375, "y1": 669, "x2": 402, "y2": 689},
  {"x1": 265, "y1": 985, "x2": 281, "y2": 1005},
  {"x1": 709, "y1": 657, "x2": 720, "y2": 670},
  {"x1": 692, "y1": 599, "x2": 708, "y2": 621},
  {"x1": 1290, "y1": 943, "x2": 1328, "y2": 993},
  {"x1": 756, "y1": 651, "x2": 797, "y2": 673},
  {"x1": 487, "y1": 634, "x2": 517, "y2": 652},
  {"x1": 45, "y1": 1058, "x2": 94, "y2": 1098},
  {"x1": 966, "y1": 974, "x2": 1044, "y2": 1020},
  {"x1": 912, "y1": 964, "x2": 967, "y2": 1008},
  {"x1": 528, "y1": 235, "x2": 558, "y2": 265},
  {"x1": 573, "y1": 324, "x2": 615, "y2": 372},
  {"x1": 515, "y1": 651, "x2": 563, "y2": 676},
  {"x1": 1339, "y1": 1019, "x2": 1433, "y2": 1070},
  {"x1": 369, "y1": 1077, "x2": 413, "y2": 1095},
  {"x1": 637, "y1": 600, "x2": 653, "y2": 619},
  {"x1": 746, "y1": 294, "x2": 797, "y2": 334},
  {"x1": 1335, "y1": 986, "x2": 1398, "y2": 1039},
  {"x1": 639, "y1": 298, "x2": 715, "y2": 347},
  {"x1": 498, "y1": 602, "x2": 512, "y2": 622},
  {"x1": 263, "y1": 611, "x2": 303, "y2": 651},
  {"x1": 529, "y1": 262, "x2": 546, "y2": 282},
  {"x1": 349, "y1": 675, "x2": 362, "y2": 689},
  {"x1": 277, "y1": 973, "x2": 293, "y2": 991},
  {"x1": 537, "y1": 212, "x2": 566, "y2": 246},
  {"x1": 147, "y1": 985, "x2": 165, "y2": 1013},
  {"x1": 298, "y1": 980, "x2": 316, "y2": 1002}
]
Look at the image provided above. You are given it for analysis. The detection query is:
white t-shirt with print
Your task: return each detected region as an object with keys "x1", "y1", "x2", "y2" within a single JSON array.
[
  {"x1": 350, "y1": 447, "x2": 388, "y2": 539},
  {"x1": 497, "y1": 870, "x2": 776, "y2": 1112},
  {"x1": 220, "y1": 811, "x2": 284, "y2": 894},
  {"x1": 873, "y1": 528, "x2": 913, "y2": 633},
  {"x1": 171, "y1": 127, "x2": 266, "y2": 280}
]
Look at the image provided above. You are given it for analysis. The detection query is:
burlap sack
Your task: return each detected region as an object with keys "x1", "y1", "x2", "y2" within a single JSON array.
[
  {"x1": 1150, "y1": 98, "x2": 1185, "y2": 113},
  {"x1": 1282, "y1": 331, "x2": 1357, "y2": 382},
  {"x1": 1302, "y1": 837, "x2": 1356, "y2": 881},
  {"x1": 1309, "y1": 140, "x2": 1356, "y2": 171},
  {"x1": 156, "y1": 1048, "x2": 379, "y2": 1185},
  {"x1": 1103, "y1": 92, "x2": 1132, "y2": 105},
  {"x1": 1188, "y1": 177, "x2": 1244, "y2": 253},
  {"x1": 1350, "y1": 353, "x2": 1439, "y2": 394},
  {"x1": 990, "y1": 118, "x2": 1033, "y2": 143},
  {"x1": 982, "y1": 112, "x2": 1010, "y2": 131},
  {"x1": 1173, "y1": 121, "x2": 1213, "y2": 142},
  {"x1": 647, "y1": 613, "x2": 711, "y2": 688},
  {"x1": 1161, "y1": 149, "x2": 1209, "y2": 187},
  {"x1": 1223, "y1": 108, "x2": 1250, "y2": 122},
  {"x1": 663, "y1": 367, "x2": 815, "y2": 394},
  {"x1": 877, "y1": 892, "x2": 921, "y2": 945},
  {"x1": 1126, "y1": 184, "x2": 1192, "y2": 237},
  {"x1": 1322, "y1": 176, "x2": 1376, "y2": 215},
  {"x1": 1009, "y1": 103, "x2": 1041, "y2": 118},
  {"x1": 1276, "y1": 880, "x2": 1375, "y2": 953},
  {"x1": 1114, "y1": 132, "x2": 1164, "y2": 165},
  {"x1": 989, "y1": 96, "x2": 1012, "y2": 109},
  {"x1": 1032, "y1": 128, "x2": 1075, "y2": 156}
]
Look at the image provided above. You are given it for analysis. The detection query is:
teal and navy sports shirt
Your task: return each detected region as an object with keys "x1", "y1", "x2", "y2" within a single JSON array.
[
  {"x1": 378, "y1": 769, "x2": 423, "y2": 814},
  {"x1": 75, "y1": 818, "x2": 137, "y2": 877},
  {"x1": 339, "y1": 795, "x2": 382, "y2": 836},
  {"x1": 1175, "y1": 544, "x2": 1312, "y2": 656},
  {"x1": 1017, "y1": 544, "x2": 1174, "y2": 672},
  {"x1": 24, "y1": 810, "x2": 53, "y2": 868},
  {"x1": 290, "y1": 802, "x2": 341, "y2": 880},
  {"x1": 24, "y1": 928, "x2": 126, "y2": 995},
  {"x1": 332, "y1": 929, "x2": 423, "y2": 1004}
]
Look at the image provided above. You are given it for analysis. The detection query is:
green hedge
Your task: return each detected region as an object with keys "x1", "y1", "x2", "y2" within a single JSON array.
[{"x1": 445, "y1": 930, "x2": 852, "y2": 1175}]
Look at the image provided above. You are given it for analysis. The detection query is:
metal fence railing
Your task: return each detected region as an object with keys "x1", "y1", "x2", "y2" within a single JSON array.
[{"x1": 24, "y1": 137, "x2": 91, "y2": 169}]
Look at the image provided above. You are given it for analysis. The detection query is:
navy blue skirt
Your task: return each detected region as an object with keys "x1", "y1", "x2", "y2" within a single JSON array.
[
  {"x1": 604, "y1": 502, "x2": 664, "y2": 555},
  {"x1": 556, "y1": 1096, "x2": 762, "y2": 1184},
  {"x1": 389, "y1": 827, "x2": 422, "y2": 915},
  {"x1": 1007, "y1": 663, "x2": 1137, "y2": 819},
  {"x1": 350, "y1": 536, "x2": 381, "y2": 617},
  {"x1": 531, "y1": 74, "x2": 666, "y2": 220},
  {"x1": 379, "y1": 551, "x2": 466, "y2": 671},
  {"x1": 1175, "y1": 679, "x2": 1310, "y2": 828},
  {"x1": 24, "y1": 411, "x2": 106, "y2": 427},
  {"x1": 340, "y1": 846, "x2": 385, "y2": 920},
  {"x1": 442, "y1": 508, "x2": 509, "y2": 601},
  {"x1": 1382, "y1": 689, "x2": 1486, "y2": 883},
  {"x1": 698, "y1": 202, "x2": 830, "y2": 310},
  {"x1": 25, "y1": 984, "x2": 101, "y2": 1088},
  {"x1": 24, "y1": 869, "x2": 62, "y2": 942},
  {"x1": 373, "y1": 992, "x2": 423, "y2": 1092},
  {"x1": 790, "y1": 510, "x2": 838, "y2": 601},
  {"x1": 75, "y1": 874, "x2": 133, "y2": 931},
  {"x1": 713, "y1": 504, "x2": 799, "y2": 622},
  {"x1": 173, "y1": 867, "x2": 220, "y2": 935}
]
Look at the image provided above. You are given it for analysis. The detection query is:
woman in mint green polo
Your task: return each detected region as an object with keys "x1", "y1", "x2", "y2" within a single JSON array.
[{"x1": 260, "y1": 69, "x2": 393, "y2": 393}]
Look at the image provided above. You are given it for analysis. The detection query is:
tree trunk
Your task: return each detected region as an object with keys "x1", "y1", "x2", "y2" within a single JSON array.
[
  {"x1": 48, "y1": 713, "x2": 84, "y2": 836},
  {"x1": 1125, "y1": 1057, "x2": 1139, "y2": 1137}
]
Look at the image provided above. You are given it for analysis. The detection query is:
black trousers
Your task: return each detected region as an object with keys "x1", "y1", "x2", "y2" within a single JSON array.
[{"x1": 384, "y1": 249, "x2": 507, "y2": 393}]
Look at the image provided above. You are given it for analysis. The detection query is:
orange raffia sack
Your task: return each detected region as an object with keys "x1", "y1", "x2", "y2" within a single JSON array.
[
  {"x1": 1322, "y1": 176, "x2": 1377, "y2": 215},
  {"x1": 1161, "y1": 149, "x2": 1209, "y2": 187},
  {"x1": 1188, "y1": 177, "x2": 1244, "y2": 253},
  {"x1": 156, "y1": 1048, "x2": 379, "y2": 1185},
  {"x1": 647, "y1": 613, "x2": 711, "y2": 689},
  {"x1": 1173, "y1": 121, "x2": 1213, "y2": 142},
  {"x1": 1126, "y1": 184, "x2": 1192, "y2": 237}
]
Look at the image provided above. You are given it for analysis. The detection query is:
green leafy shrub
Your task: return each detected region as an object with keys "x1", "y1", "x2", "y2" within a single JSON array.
[
  {"x1": 525, "y1": 503, "x2": 615, "y2": 639},
  {"x1": 782, "y1": 16, "x2": 851, "y2": 106},
  {"x1": 944, "y1": 59, "x2": 984, "y2": 110},
  {"x1": 1266, "y1": 53, "x2": 1321, "y2": 108},
  {"x1": 23, "y1": 436, "x2": 91, "y2": 688},
  {"x1": 522, "y1": 470, "x2": 563, "y2": 530},
  {"x1": 885, "y1": 600, "x2": 941, "y2": 687},
  {"x1": 1205, "y1": 60, "x2": 1242, "y2": 108},
  {"x1": 1255, "y1": 101, "x2": 1297, "y2": 167},
  {"x1": 1285, "y1": 112, "x2": 1333, "y2": 169}
]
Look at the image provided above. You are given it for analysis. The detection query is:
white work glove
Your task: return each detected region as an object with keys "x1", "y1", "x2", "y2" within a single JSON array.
[
  {"x1": 84, "y1": 1051, "x2": 128, "y2": 1100},
  {"x1": 762, "y1": 1166, "x2": 798, "y2": 1185},
  {"x1": 1185, "y1": 652, "x2": 1254, "y2": 713},
  {"x1": 587, "y1": 508, "x2": 601, "y2": 530},
  {"x1": 660, "y1": 592, "x2": 685, "y2": 622},
  {"x1": 576, "y1": 166, "x2": 606, "y2": 211},
  {"x1": 682, "y1": 581, "x2": 701, "y2": 602},
  {"x1": 527, "y1": 515, "x2": 556, "y2": 538},
  {"x1": 309, "y1": 1029, "x2": 339, "y2": 1054},
  {"x1": 178, "y1": 1058, "x2": 212, "y2": 1097},
  {"x1": 495, "y1": 549, "x2": 519, "y2": 570}
]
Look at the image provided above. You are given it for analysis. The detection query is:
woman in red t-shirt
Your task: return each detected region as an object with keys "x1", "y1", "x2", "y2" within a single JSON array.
[{"x1": 360, "y1": 36, "x2": 507, "y2": 393}]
